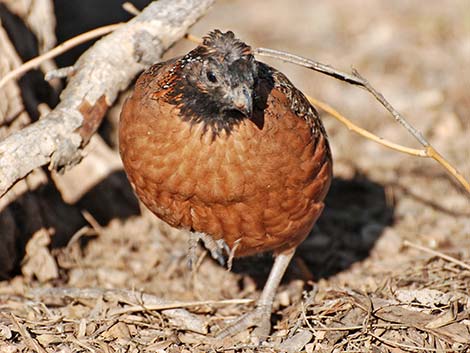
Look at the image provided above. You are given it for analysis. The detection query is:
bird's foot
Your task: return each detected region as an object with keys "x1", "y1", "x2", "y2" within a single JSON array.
[
  {"x1": 188, "y1": 232, "x2": 230, "y2": 269},
  {"x1": 215, "y1": 304, "x2": 272, "y2": 340},
  {"x1": 215, "y1": 251, "x2": 296, "y2": 340}
]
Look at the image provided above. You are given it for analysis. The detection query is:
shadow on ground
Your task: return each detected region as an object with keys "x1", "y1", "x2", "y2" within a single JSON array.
[
  {"x1": 1, "y1": 169, "x2": 393, "y2": 287},
  {"x1": 231, "y1": 173, "x2": 395, "y2": 287},
  {"x1": 0, "y1": 169, "x2": 140, "y2": 279}
]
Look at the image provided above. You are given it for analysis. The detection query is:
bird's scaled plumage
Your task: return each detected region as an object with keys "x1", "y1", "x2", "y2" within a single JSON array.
[{"x1": 119, "y1": 29, "x2": 332, "y2": 338}]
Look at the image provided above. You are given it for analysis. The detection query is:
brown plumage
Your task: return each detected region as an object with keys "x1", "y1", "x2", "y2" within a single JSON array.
[{"x1": 119, "y1": 30, "x2": 332, "y2": 337}]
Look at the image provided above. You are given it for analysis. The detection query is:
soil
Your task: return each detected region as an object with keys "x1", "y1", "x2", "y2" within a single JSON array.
[{"x1": 1, "y1": 1, "x2": 469, "y2": 352}]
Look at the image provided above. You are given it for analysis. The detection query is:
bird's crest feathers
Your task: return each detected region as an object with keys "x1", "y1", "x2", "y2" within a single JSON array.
[{"x1": 201, "y1": 30, "x2": 253, "y2": 62}]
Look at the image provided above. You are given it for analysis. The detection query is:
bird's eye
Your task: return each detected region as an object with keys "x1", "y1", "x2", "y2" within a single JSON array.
[{"x1": 206, "y1": 71, "x2": 218, "y2": 83}]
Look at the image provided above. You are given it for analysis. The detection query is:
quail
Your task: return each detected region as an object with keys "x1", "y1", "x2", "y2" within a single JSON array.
[{"x1": 119, "y1": 30, "x2": 332, "y2": 338}]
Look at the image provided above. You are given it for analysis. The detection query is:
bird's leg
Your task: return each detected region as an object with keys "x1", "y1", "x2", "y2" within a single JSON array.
[
  {"x1": 216, "y1": 249, "x2": 295, "y2": 339},
  {"x1": 188, "y1": 232, "x2": 229, "y2": 269},
  {"x1": 187, "y1": 232, "x2": 199, "y2": 270}
]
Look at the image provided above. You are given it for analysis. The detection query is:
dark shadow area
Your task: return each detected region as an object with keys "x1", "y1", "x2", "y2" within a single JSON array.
[
  {"x1": 0, "y1": 4, "x2": 59, "y2": 122},
  {"x1": 0, "y1": 169, "x2": 140, "y2": 279},
  {"x1": 0, "y1": 0, "x2": 155, "y2": 280},
  {"x1": 54, "y1": 0, "x2": 152, "y2": 67},
  {"x1": 76, "y1": 170, "x2": 140, "y2": 226},
  {"x1": 231, "y1": 173, "x2": 395, "y2": 288}
]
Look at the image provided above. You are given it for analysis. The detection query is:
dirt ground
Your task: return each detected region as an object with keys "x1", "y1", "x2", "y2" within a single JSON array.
[{"x1": 1, "y1": 0, "x2": 470, "y2": 352}]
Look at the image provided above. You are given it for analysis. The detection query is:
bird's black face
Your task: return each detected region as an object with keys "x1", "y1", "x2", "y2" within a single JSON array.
[
  {"x1": 196, "y1": 55, "x2": 257, "y2": 117},
  {"x1": 168, "y1": 30, "x2": 258, "y2": 136}
]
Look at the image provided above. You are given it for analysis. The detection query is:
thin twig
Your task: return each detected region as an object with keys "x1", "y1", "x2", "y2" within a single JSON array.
[
  {"x1": 307, "y1": 96, "x2": 427, "y2": 157},
  {"x1": 185, "y1": 33, "x2": 203, "y2": 44},
  {"x1": 81, "y1": 210, "x2": 103, "y2": 234},
  {"x1": 108, "y1": 298, "x2": 254, "y2": 316},
  {"x1": 68, "y1": 337, "x2": 96, "y2": 353},
  {"x1": 227, "y1": 238, "x2": 241, "y2": 271},
  {"x1": 256, "y1": 48, "x2": 427, "y2": 143},
  {"x1": 9, "y1": 314, "x2": 47, "y2": 353},
  {"x1": 254, "y1": 47, "x2": 470, "y2": 194},
  {"x1": 44, "y1": 66, "x2": 76, "y2": 81},
  {"x1": 309, "y1": 323, "x2": 408, "y2": 331},
  {"x1": 66, "y1": 226, "x2": 93, "y2": 248},
  {"x1": 28, "y1": 287, "x2": 253, "y2": 309},
  {"x1": 255, "y1": 47, "x2": 362, "y2": 85},
  {"x1": 368, "y1": 331, "x2": 459, "y2": 352},
  {"x1": 122, "y1": 2, "x2": 141, "y2": 16},
  {"x1": 0, "y1": 23, "x2": 122, "y2": 89},
  {"x1": 403, "y1": 240, "x2": 470, "y2": 271},
  {"x1": 425, "y1": 146, "x2": 470, "y2": 194},
  {"x1": 352, "y1": 69, "x2": 428, "y2": 146}
]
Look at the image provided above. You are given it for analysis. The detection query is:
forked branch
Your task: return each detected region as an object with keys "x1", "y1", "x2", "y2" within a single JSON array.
[{"x1": 255, "y1": 47, "x2": 470, "y2": 194}]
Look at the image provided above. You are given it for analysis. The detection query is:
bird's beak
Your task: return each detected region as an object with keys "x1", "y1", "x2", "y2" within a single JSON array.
[{"x1": 230, "y1": 86, "x2": 253, "y2": 117}]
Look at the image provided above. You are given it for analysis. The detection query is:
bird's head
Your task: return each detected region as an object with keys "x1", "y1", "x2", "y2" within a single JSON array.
[{"x1": 168, "y1": 30, "x2": 258, "y2": 135}]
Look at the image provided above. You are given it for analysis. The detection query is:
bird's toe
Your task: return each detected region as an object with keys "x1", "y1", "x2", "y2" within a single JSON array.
[{"x1": 215, "y1": 304, "x2": 272, "y2": 340}]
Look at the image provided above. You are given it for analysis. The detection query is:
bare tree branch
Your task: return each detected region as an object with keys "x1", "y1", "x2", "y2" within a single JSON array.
[
  {"x1": 255, "y1": 48, "x2": 429, "y2": 145},
  {"x1": 255, "y1": 47, "x2": 470, "y2": 194},
  {"x1": 0, "y1": 0, "x2": 214, "y2": 198}
]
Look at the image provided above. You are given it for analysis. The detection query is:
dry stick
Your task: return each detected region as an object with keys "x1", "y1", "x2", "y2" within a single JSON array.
[
  {"x1": 255, "y1": 47, "x2": 470, "y2": 194},
  {"x1": 185, "y1": 33, "x2": 203, "y2": 44},
  {"x1": 403, "y1": 240, "x2": 470, "y2": 271},
  {"x1": 29, "y1": 287, "x2": 253, "y2": 312},
  {"x1": 0, "y1": 23, "x2": 122, "y2": 90},
  {"x1": 122, "y1": 1, "x2": 141, "y2": 16},
  {"x1": 256, "y1": 47, "x2": 362, "y2": 85},
  {"x1": 108, "y1": 298, "x2": 254, "y2": 316},
  {"x1": 68, "y1": 337, "x2": 97, "y2": 353},
  {"x1": 351, "y1": 69, "x2": 428, "y2": 146},
  {"x1": 9, "y1": 314, "x2": 47, "y2": 353},
  {"x1": 307, "y1": 96, "x2": 426, "y2": 157},
  {"x1": 368, "y1": 331, "x2": 459, "y2": 353},
  {"x1": 310, "y1": 323, "x2": 408, "y2": 331}
]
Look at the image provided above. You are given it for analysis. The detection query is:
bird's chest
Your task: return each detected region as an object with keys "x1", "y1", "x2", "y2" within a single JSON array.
[
  {"x1": 135, "y1": 106, "x2": 315, "y2": 205},
  {"x1": 120, "y1": 97, "x2": 330, "y2": 255}
]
